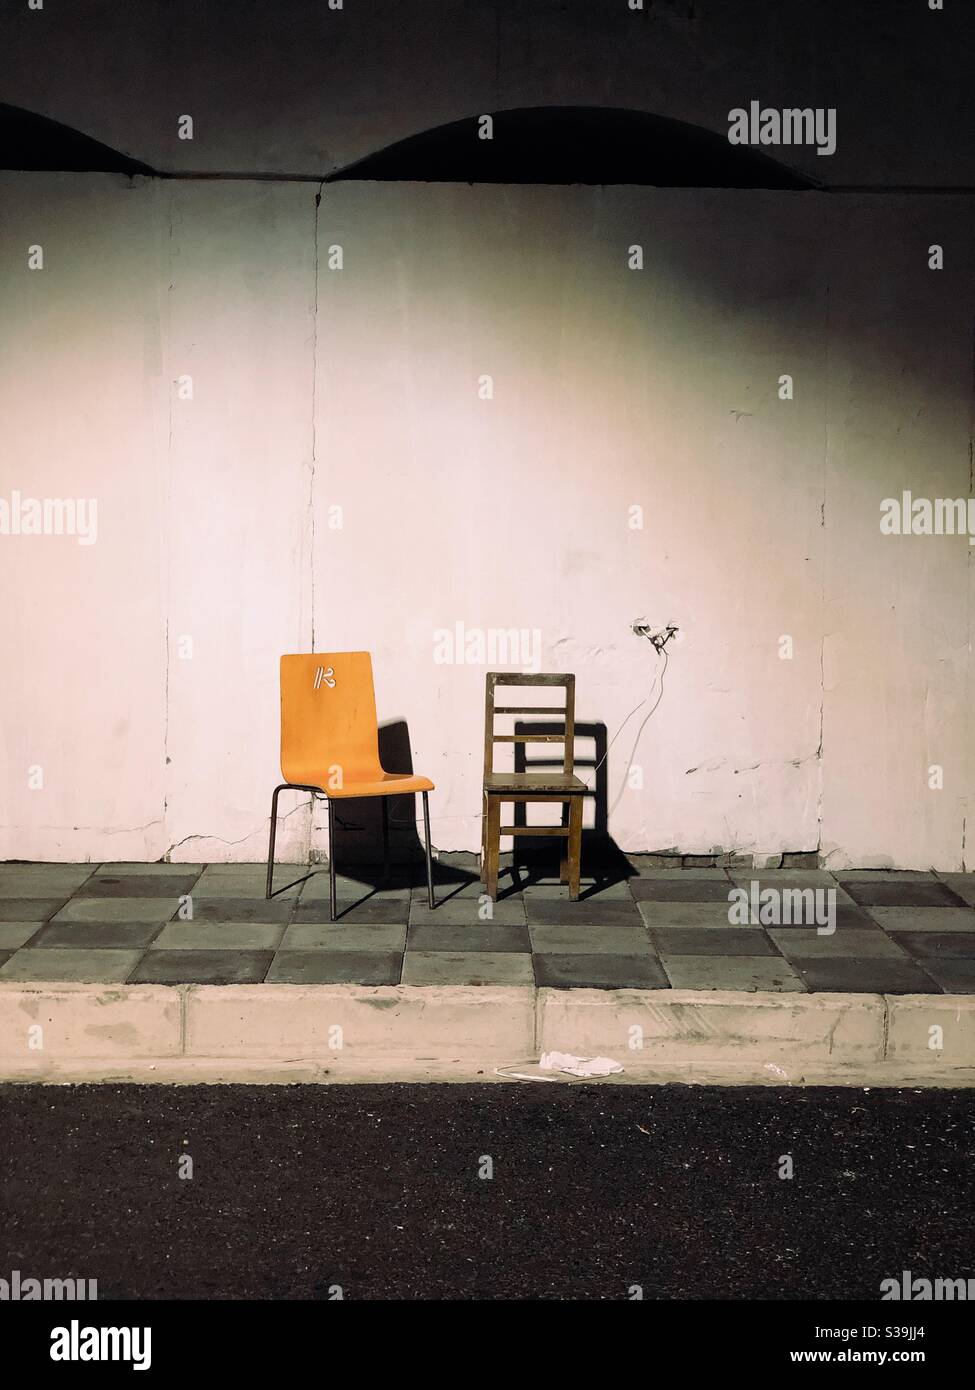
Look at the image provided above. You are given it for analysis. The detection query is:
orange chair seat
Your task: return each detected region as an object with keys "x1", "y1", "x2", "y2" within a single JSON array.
[{"x1": 294, "y1": 770, "x2": 434, "y2": 800}]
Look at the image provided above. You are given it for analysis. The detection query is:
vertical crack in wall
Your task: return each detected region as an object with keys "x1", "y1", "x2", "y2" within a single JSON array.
[
  {"x1": 309, "y1": 182, "x2": 324, "y2": 651},
  {"x1": 966, "y1": 313, "x2": 975, "y2": 867},
  {"x1": 162, "y1": 181, "x2": 175, "y2": 837},
  {"x1": 817, "y1": 276, "x2": 830, "y2": 858}
]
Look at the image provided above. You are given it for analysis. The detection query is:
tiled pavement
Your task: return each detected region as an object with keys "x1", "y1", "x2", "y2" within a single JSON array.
[{"x1": 1, "y1": 859, "x2": 975, "y2": 992}]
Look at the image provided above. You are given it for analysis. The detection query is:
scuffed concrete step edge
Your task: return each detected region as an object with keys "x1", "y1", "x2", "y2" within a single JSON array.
[
  {"x1": 0, "y1": 983, "x2": 534, "y2": 1071},
  {"x1": 0, "y1": 983, "x2": 973, "y2": 1083}
]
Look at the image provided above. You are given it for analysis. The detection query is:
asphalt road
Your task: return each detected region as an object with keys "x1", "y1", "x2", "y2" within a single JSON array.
[{"x1": 1, "y1": 1083, "x2": 972, "y2": 1300}]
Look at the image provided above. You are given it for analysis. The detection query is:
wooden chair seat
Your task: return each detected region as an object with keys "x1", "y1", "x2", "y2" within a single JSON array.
[{"x1": 484, "y1": 772, "x2": 586, "y2": 795}]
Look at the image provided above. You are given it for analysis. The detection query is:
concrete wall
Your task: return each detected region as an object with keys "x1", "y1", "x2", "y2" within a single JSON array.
[{"x1": 1, "y1": 174, "x2": 972, "y2": 867}]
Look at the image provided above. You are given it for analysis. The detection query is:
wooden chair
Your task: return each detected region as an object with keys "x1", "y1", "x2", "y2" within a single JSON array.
[
  {"x1": 266, "y1": 652, "x2": 436, "y2": 921},
  {"x1": 480, "y1": 672, "x2": 587, "y2": 900}
]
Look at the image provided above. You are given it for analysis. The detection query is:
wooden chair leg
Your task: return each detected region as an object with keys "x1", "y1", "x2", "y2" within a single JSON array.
[
  {"x1": 567, "y1": 796, "x2": 583, "y2": 901},
  {"x1": 485, "y1": 794, "x2": 501, "y2": 901},
  {"x1": 479, "y1": 791, "x2": 488, "y2": 883},
  {"x1": 559, "y1": 799, "x2": 570, "y2": 884}
]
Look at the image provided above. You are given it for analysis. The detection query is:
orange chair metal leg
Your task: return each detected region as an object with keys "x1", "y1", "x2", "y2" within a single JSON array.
[
  {"x1": 421, "y1": 791, "x2": 435, "y2": 909},
  {"x1": 267, "y1": 781, "x2": 323, "y2": 900},
  {"x1": 327, "y1": 797, "x2": 337, "y2": 920},
  {"x1": 266, "y1": 784, "x2": 284, "y2": 900}
]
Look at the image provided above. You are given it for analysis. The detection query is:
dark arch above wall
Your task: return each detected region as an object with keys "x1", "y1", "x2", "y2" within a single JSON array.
[
  {"x1": 0, "y1": 103, "x2": 156, "y2": 174},
  {"x1": 328, "y1": 106, "x2": 821, "y2": 189},
  {"x1": 0, "y1": 101, "x2": 819, "y2": 188}
]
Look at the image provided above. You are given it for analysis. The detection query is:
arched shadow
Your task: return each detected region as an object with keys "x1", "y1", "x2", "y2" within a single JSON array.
[
  {"x1": 327, "y1": 106, "x2": 820, "y2": 189},
  {"x1": 0, "y1": 103, "x2": 156, "y2": 174}
]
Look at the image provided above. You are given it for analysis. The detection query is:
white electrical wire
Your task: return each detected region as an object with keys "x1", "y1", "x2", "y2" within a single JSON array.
[
  {"x1": 606, "y1": 647, "x2": 670, "y2": 816},
  {"x1": 356, "y1": 638, "x2": 673, "y2": 837}
]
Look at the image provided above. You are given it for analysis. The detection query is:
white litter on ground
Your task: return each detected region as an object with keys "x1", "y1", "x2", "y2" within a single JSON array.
[
  {"x1": 495, "y1": 1052, "x2": 624, "y2": 1082},
  {"x1": 541, "y1": 1051, "x2": 624, "y2": 1078}
]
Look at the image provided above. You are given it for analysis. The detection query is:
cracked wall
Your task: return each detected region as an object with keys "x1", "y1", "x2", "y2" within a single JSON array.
[{"x1": 0, "y1": 176, "x2": 972, "y2": 867}]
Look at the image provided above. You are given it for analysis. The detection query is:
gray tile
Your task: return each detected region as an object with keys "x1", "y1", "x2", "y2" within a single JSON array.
[
  {"x1": 730, "y1": 869, "x2": 838, "y2": 885},
  {"x1": 0, "y1": 864, "x2": 96, "y2": 896},
  {"x1": 651, "y1": 928, "x2": 776, "y2": 956},
  {"x1": 717, "y1": 900, "x2": 867, "y2": 934},
  {"x1": 200, "y1": 862, "x2": 278, "y2": 873},
  {"x1": 188, "y1": 898, "x2": 294, "y2": 924},
  {"x1": 934, "y1": 873, "x2": 975, "y2": 908},
  {"x1": 29, "y1": 921, "x2": 163, "y2": 949},
  {"x1": 50, "y1": 897, "x2": 179, "y2": 924},
  {"x1": 97, "y1": 862, "x2": 206, "y2": 877},
  {"x1": 194, "y1": 869, "x2": 304, "y2": 899},
  {"x1": 267, "y1": 951, "x2": 402, "y2": 985},
  {"x1": 151, "y1": 921, "x2": 286, "y2": 950},
  {"x1": 844, "y1": 880, "x2": 964, "y2": 908},
  {"x1": 791, "y1": 957, "x2": 940, "y2": 994},
  {"x1": 407, "y1": 922, "x2": 530, "y2": 952},
  {"x1": 636, "y1": 901, "x2": 735, "y2": 929},
  {"x1": 864, "y1": 907, "x2": 975, "y2": 933},
  {"x1": 729, "y1": 875, "x2": 857, "y2": 906},
  {"x1": 295, "y1": 899, "x2": 408, "y2": 925},
  {"x1": 769, "y1": 927, "x2": 908, "y2": 959},
  {"x1": 129, "y1": 950, "x2": 273, "y2": 984},
  {"x1": 834, "y1": 870, "x2": 936, "y2": 882},
  {"x1": 888, "y1": 932, "x2": 975, "y2": 959},
  {"x1": 521, "y1": 879, "x2": 633, "y2": 900},
  {"x1": 0, "y1": 923, "x2": 44, "y2": 950},
  {"x1": 487, "y1": 870, "x2": 536, "y2": 897},
  {"x1": 533, "y1": 953, "x2": 668, "y2": 990},
  {"x1": 419, "y1": 875, "x2": 493, "y2": 899},
  {"x1": 527, "y1": 923, "x2": 653, "y2": 955},
  {"x1": 281, "y1": 921, "x2": 407, "y2": 951},
  {"x1": 630, "y1": 879, "x2": 735, "y2": 902},
  {"x1": 0, "y1": 899, "x2": 68, "y2": 922},
  {"x1": 524, "y1": 898, "x2": 641, "y2": 927},
  {"x1": 661, "y1": 955, "x2": 806, "y2": 992},
  {"x1": 918, "y1": 960, "x2": 975, "y2": 993},
  {"x1": 76, "y1": 872, "x2": 200, "y2": 898},
  {"x1": 302, "y1": 869, "x2": 413, "y2": 901},
  {"x1": 0, "y1": 948, "x2": 143, "y2": 983},
  {"x1": 409, "y1": 898, "x2": 526, "y2": 927},
  {"x1": 401, "y1": 951, "x2": 534, "y2": 985},
  {"x1": 625, "y1": 863, "x2": 729, "y2": 880},
  {"x1": 774, "y1": 903, "x2": 881, "y2": 932}
]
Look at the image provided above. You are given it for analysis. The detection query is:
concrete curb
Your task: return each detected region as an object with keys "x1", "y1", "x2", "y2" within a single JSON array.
[{"x1": 0, "y1": 982, "x2": 972, "y2": 1085}]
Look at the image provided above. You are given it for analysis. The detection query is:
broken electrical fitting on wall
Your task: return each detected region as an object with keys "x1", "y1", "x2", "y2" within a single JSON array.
[{"x1": 631, "y1": 618, "x2": 679, "y2": 651}]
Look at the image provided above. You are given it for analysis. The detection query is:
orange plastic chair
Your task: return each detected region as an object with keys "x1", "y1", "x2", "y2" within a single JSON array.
[{"x1": 266, "y1": 652, "x2": 436, "y2": 919}]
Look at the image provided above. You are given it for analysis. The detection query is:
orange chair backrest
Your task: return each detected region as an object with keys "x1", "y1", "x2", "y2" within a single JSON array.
[{"x1": 280, "y1": 652, "x2": 383, "y2": 786}]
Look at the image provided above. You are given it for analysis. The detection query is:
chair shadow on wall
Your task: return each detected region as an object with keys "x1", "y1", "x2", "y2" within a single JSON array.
[
  {"x1": 307, "y1": 720, "x2": 471, "y2": 910},
  {"x1": 503, "y1": 717, "x2": 634, "y2": 900},
  {"x1": 300, "y1": 717, "x2": 634, "y2": 911},
  {"x1": 429, "y1": 716, "x2": 635, "y2": 906}
]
